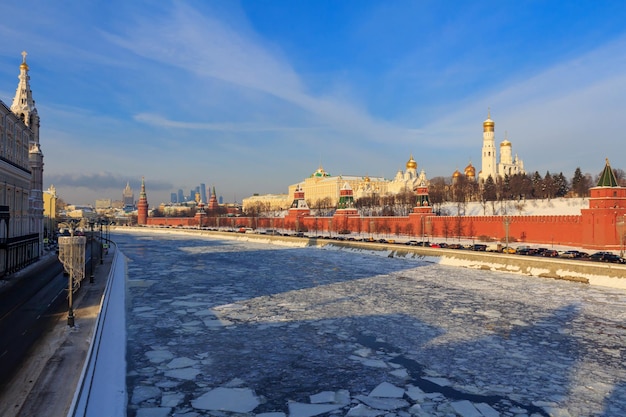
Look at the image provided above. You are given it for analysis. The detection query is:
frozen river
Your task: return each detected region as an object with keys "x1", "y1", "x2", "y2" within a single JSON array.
[{"x1": 113, "y1": 230, "x2": 626, "y2": 417}]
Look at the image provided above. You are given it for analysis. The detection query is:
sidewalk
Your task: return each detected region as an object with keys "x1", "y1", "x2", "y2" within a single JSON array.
[{"x1": 0, "y1": 247, "x2": 114, "y2": 417}]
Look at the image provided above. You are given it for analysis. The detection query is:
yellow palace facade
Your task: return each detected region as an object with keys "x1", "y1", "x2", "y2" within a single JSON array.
[{"x1": 242, "y1": 155, "x2": 420, "y2": 212}]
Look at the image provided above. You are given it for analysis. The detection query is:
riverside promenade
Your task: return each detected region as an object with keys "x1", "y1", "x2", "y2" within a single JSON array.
[{"x1": 0, "y1": 244, "x2": 118, "y2": 417}]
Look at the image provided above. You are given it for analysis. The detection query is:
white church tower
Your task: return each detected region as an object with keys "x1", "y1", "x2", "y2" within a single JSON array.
[
  {"x1": 478, "y1": 111, "x2": 525, "y2": 183},
  {"x1": 479, "y1": 111, "x2": 497, "y2": 182},
  {"x1": 11, "y1": 51, "x2": 44, "y2": 252}
]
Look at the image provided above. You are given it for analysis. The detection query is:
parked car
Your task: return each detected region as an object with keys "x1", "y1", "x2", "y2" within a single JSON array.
[
  {"x1": 502, "y1": 246, "x2": 516, "y2": 254},
  {"x1": 470, "y1": 244, "x2": 487, "y2": 251},
  {"x1": 542, "y1": 249, "x2": 559, "y2": 257},
  {"x1": 589, "y1": 252, "x2": 626, "y2": 263},
  {"x1": 516, "y1": 247, "x2": 534, "y2": 256},
  {"x1": 589, "y1": 251, "x2": 612, "y2": 261},
  {"x1": 560, "y1": 250, "x2": 583, "y2": 258},
  {"x1": 605, "y1": 254, "x2": 626, "y2": 264}
]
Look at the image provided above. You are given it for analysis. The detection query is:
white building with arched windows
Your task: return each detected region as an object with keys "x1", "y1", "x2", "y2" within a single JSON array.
[{"x1": 0, "y1": 51, "x2": 44, "y2": 275}]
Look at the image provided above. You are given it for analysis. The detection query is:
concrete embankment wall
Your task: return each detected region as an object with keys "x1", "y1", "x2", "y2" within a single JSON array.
[
  {"x1": 184, "y1": 229, "x2": 626, "y2": 290},
  {"x1": 116, "y1": 226, "x2": 626, "y2": 289}
]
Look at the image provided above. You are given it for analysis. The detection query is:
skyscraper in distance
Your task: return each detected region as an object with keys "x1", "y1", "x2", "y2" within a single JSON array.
[{"x1": 200, "y1": 183, "x2": 207, "y2": 204}]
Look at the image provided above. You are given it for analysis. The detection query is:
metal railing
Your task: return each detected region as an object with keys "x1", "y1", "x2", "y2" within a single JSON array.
[{"x1": 66, "y1": 240, "x2": 127, "y2": 417}]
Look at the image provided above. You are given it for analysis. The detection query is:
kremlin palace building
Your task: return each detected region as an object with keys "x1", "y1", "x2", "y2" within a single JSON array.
[{"x1": 0, "y1": 52, "x2": 45, "y2": 276}]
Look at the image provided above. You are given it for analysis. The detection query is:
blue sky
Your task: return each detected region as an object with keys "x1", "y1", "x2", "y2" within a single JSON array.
[{"x1": 2, "y1": 1, "x2": 626, "y2": 205}]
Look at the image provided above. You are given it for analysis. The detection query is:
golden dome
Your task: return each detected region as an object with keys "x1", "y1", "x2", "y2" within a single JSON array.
[
  {"x1": 406, "y1": 154, "x2": 417, "y2": 170},
  {"x1": 311, "y1": 166, "x2": 330, "y2": 177},
  {"x1": 464, "y1": 163, "x2": 475, "y2": 176},
  {"x1": 500, "y1": 140, "x2": 511, "y2": 147},
  {"x1": 364, "y1": 176, "x2": 371, "y2": 182},
  {"x1": 452, "y1": 169, "x2": 461, "y2": 178},
  {"x1": 483, "y1": 109, "x2": 494, "y2": 132},
  {"x1": 20, "y1": 51, "x2": 29, "y2": 71}
]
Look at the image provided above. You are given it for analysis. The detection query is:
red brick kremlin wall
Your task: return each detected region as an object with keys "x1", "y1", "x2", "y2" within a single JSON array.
[
  {"x1": 145, "y1": 210, "x2": 622, "y2": 250},
  {"x1": 141, "y1": 180, "x2": 626, "y2": 250}
]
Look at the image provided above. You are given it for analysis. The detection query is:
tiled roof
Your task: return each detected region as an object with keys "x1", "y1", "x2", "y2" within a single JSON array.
[{"x1": 597, "y1": 158, "x2": 618, "y2": 187}]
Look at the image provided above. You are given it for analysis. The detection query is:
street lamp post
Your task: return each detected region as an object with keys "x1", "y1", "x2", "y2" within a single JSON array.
[
  {"x1": 617, "y1": 215, "x2": 625, "y2": 257},
  {"x1": 503, "y1": 216, "x2": 511, "y2": 252},
  {"x1": 99, "y1": 220, "x2": 104, "y2": 264},
  {"x1": 57, "y1": 220, "x2": 85, "y2": 327},
  {"x1": 88, "y1": 219, "x2": 95, "y2": 283}
]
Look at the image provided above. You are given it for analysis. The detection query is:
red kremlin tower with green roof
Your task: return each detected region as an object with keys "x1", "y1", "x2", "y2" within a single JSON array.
[
  {"x1": 207, "y1": 186, "x2": 219, "y2": 212},
  {"x1": 581, "y1": 158, "x2": 626, "y2": 249}
]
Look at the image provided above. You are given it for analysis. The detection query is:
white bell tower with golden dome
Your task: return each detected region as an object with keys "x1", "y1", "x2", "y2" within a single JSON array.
[{"x1": 479, "y1": 110, "x2": 497, "y2": 182}]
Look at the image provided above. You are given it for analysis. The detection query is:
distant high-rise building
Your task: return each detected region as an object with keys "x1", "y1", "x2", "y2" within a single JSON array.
[
  {"x1": 200, "y1": 183, "x2": 207, "y2": 204},
  {"x1": 170, "y1": 193, "x2": 177, "y2": 203},
  {"x1": 123, "y1": 182, "x2": 135, "y2": 210},
  {"x1": 177, "y1": 189, "x2": 184, "y2": 203}
]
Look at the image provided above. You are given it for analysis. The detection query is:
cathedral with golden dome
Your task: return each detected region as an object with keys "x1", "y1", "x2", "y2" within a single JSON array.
[
  {"x1": 478, "y1": 111, "x2": 525, "y2": 182},
  {"x1": 388, "y1": 155, "x2": 422, "y2": 194}
]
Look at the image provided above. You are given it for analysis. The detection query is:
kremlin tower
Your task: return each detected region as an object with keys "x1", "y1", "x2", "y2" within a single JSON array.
[
  {"x1": 413, "y1": 170, "x2": 432, "y2": 214},
  {"x1": 286, "y1": 184, "x2": 310, "y2": 231},
  {"x1": 194, "y1": 191, "x2": 206, "y2": 227},
  {"x1": 207, "y1": 186, "x2": 219, "y2": 212},
  {"x1": 288, "y1": 184, "x2": 310, "y2": 212},
  {"x1": 137, "y1": 177, "x2": 149, "y2": 225},
  {"x1": 337, "y1": 182, "x2": 357, "y2": 214}
]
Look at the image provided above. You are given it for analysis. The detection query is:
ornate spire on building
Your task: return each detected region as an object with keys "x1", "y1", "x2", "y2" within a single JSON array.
[
  {"x1": 11, "y1": 51, "x2": 45, "y2": 250},
  {"x1": 12, "y1": 51, "x2": 39, "y2": 129}
]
